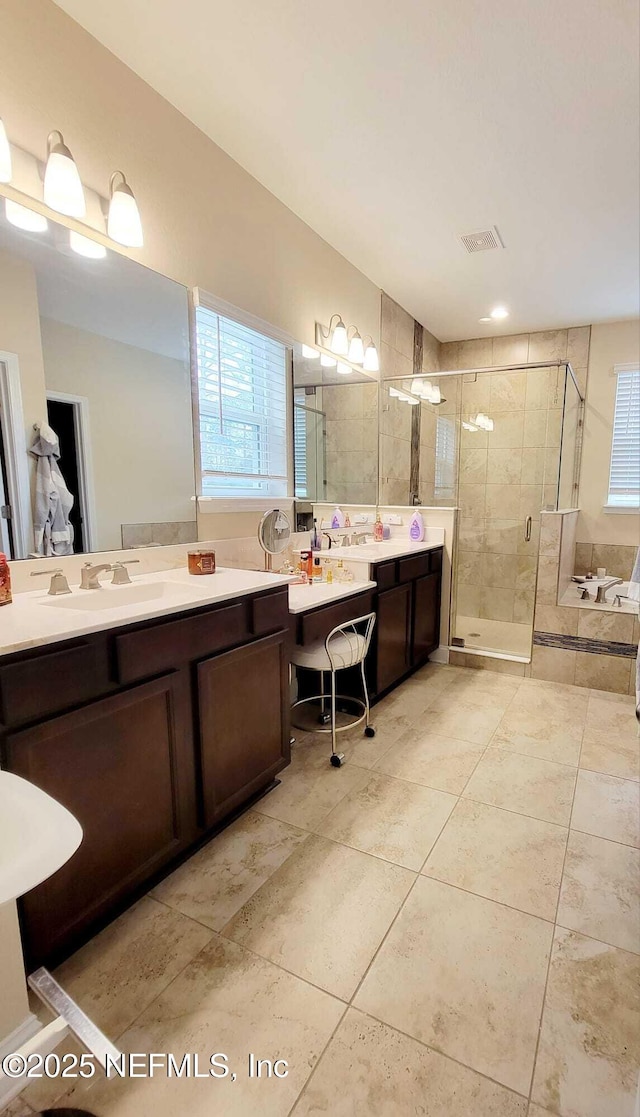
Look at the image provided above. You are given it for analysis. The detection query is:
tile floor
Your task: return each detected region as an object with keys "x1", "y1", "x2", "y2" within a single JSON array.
[{"x1": 12, "y1": 663, "x2": 640, "y2": 1117}]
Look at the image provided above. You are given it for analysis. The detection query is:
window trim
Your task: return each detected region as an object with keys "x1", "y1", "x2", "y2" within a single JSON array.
[{"x1": 192, "y1": 288, "x2": 295, "y2": 503}]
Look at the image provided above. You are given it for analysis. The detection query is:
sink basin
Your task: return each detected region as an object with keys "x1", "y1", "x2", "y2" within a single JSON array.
[{"x1": 40, "y1": 581, "x2": 202, "y2": 612}]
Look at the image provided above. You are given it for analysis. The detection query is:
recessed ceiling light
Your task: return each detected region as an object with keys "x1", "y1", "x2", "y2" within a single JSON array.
[
  {"x1": 490, "y1": 306, "x2": 509, "y2": 320},
  {"x1": 478, "y1": 317, "x2": 492, "y2": 323}
]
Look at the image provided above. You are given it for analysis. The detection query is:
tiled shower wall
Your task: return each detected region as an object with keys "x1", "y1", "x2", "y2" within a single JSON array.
[
  {"x1": 442, "y1": 327, "x2": 590, "y2": 626},
  {"x1": 322, "y1": 381, "x2": 378, "y2": 505}
]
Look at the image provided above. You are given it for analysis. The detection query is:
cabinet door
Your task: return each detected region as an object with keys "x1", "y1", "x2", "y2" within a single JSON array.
[
  {"x1": 375, "y1": 583, "x2": 411, "y2": 694},
  {"x1": 412, "y1": 572, "x2": 441, "y2": 664},
  {"x1": 197, "y1": 630, "x2": 290, "y2": 828},
  {"x1": 6, "y1": 672, "x2": 196, "y2": 968}
]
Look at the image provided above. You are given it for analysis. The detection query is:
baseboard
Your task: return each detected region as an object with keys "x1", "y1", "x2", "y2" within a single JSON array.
[
  {"x1": 0, "y1": 1011, "x2": 41, "y2": 1107},
  {"x1": 429, "y1": 644, "x2": 450, "y2": 664}
]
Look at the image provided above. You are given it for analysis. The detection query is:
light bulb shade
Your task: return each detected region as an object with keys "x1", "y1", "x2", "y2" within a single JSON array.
[
  {"x1": 0, "y1": 117, "x2": 11, "y2": 184},
  {"x1": 430, "y1": 384, "x2": 442, "y2": 404},
  {"x1": 5, "y1": 199, "x2": 48, "y2": 232},
  {"x1": 301, "y1": 344, "x2": 319, "y2": 359},
  {"x1": 108, "y1": 172, "x2": 143, "y2": 247},
  {"x1": 330, "y1": 318, "x2": 348, "y2": 355},
  {"x1": 363, "y1": 342, "x2": 379, "y2": 372},
  {"x1": 490, "y1": 306, "x2": 509, "y2": 320},
  {"x1": 411, "y1": 378, "x2": 425, "y2": 396},
  {"x1": 347, "y1": 331, "x2": 364, "y2": 364},
  {"x1": 44, "y1": 132, "x2": 85, "y2": 218},
  {"x1": 320, "y1": 353, "x2": 337, "y2": 367},
  {"x1": 337, "y1": 361, "x2": 352, "y2": 375},
  {"x1": 69, "y1": 230, "x2": 106, "y2": 259}
]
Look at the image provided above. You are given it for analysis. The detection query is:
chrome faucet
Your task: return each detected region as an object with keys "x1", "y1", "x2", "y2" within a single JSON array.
[
  {"x1": 352, "y1": 532, "x2": 370, "y2": 545},
  {"x1": 595, "y1": 577, "x2": 623, "y2": 604},
  {"x1": 111, "y1": 560, "x2": 140, "y2": 585},
  {"x1": 30, "y1": 568, "x2": 71, "y2": 595},
  {"x1": 80, "y1": 562, "x2": 112, "y2": 590}
]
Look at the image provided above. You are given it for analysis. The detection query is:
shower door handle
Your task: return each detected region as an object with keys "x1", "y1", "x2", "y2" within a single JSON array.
[{"x1": 524, "y1": 516, "x2": 532, "y2": 542}]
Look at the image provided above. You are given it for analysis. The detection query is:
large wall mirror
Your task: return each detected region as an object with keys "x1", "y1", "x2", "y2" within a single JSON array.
[
  {"x1": 0, "y1": 200, "x2": 195, "y2": 559},
  {"x1": 292, "y1": 348, "x2": 379, "y2": 506},
  {"x1": 379, "y1": 374, "x2": 460, "y2": 506}
]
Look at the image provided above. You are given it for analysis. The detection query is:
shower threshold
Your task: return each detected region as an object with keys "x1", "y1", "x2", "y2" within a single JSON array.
[{"x1": 453, "y1": 615, "x2": 532, "y2": 661}]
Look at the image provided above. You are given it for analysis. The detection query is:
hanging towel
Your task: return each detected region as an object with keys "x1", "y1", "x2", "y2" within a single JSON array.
[
  {"x1": 30, "y1": 422, "x2": 75, "y2": 556},
  {"x1": 630, "y1": 548, "x2": 640, "y2": 720}
]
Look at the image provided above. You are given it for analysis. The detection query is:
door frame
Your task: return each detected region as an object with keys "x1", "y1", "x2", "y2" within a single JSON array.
[
  {"x1": 0, "y1": 352, "x2": 31, "y2": 559},
  {"x1": 46, "y1": 391, "x2": 97, "y2": 553}
]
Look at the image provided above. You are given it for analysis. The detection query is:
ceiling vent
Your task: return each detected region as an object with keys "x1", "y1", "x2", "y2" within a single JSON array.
[{"x1": 459, "y1": 226, "x2": 504, "y2": 253}]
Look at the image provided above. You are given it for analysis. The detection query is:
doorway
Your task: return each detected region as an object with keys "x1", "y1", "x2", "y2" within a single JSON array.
[
  {"x1": 46, "y1": 394, "x2": 95, "y2": 554},
  {"x1": 0, "y1": 419, "x2": 14, "y2": 557}
]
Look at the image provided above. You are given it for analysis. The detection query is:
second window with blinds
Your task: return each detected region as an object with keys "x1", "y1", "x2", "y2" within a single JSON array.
[{"x1": 195, "y1": 300, "x2": 289, "y2": 499}]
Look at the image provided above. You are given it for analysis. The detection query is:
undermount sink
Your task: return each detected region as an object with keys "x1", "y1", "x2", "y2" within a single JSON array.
[{"x1": 40, "y1": 581, "x2": 200, "y2": 612}]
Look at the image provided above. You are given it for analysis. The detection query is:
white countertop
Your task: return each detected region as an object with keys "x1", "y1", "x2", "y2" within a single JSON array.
[
  {"x1": 288, "y1": 578, "x2": 376, "y2": 614},
  {"x1": 333, "y1": 539, "x2": 442, "y2": 564},
  {"x1": 0, "y1": 567, "x2": 291, "y2": 658}
]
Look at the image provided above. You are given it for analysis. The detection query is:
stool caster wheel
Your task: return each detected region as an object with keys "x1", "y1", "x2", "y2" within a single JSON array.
[
  {"x1": 318, "y1": 712, "x2": 331, "y2": 725},
  {"x1": 364, "y1": 726, "x2": 376, "y2": 738},
  {"x1": 330, "y1": 753, "x2": 345, "y2": 768}
]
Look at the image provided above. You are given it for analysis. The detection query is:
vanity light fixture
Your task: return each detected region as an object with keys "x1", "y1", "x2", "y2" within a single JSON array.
[
  {"x1": 462, "y1": 420, "x2": 479, "y2": 431},
  {"x1": 69, "y1": 230, "x2": 107, "y2": 259},
  {"x1": 301, "y1": 344, "x2": 320, "y2": 359},
  {"x1": 362, "y1": 338, "x2": 379, "y2": 372},
  {"x1": 329, "y1": 315, "x2": 348, "y2": 355},
  {"x1": 43, "y1": 131, "x2": 86, "y2": 218},
  {"x1": 490, "y1": 306, "x2": 509, "y2": 320},
  {"x1": 107, "y1": 171, "x2": 143, "y2": 247},
  {"x1": 473, "y1": 412, "x2": 494, "y2": 431},
  {"x1": 347, "y1": 327, "x2": 364, "y2": 365},
  {"x1": 5, "y1": 198, "x2": 48, "y2": 232},
  {"x1": 320, "y1": 353, "x2": 337, "y2": 368},
  {"x1": 479, "y1": 317, "x2": 492, "y2": 323},
  {"x1": 0, "y1": 117, "x2": 11, "y2": 183},
  {"x1": 389, "y1": 385, "x2": 420, "y2": 406},
  {"x1": 337, "y1": 361, "x2": 352, "y2": 375}
]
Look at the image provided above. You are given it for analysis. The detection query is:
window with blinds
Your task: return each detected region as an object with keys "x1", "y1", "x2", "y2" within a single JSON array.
[
  {"x1": 195, "y1": 304, "x2": 289, "y2": 498},
  {"x1": 293, "y1": 403, "x2": 308, "y2": 498},
  {"x1": 435, "y1": 415, "x2": 457, "y2": 502},
  {"x1": 607, "y1": 366, "x2": 640, "y2": 508}
]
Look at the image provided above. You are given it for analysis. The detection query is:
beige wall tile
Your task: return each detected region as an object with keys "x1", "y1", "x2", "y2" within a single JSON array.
[
  {"x1": 492, "y1": 334, "x2": 530, "y2": 366},
  {"x1": 487, "y1": 448, "x2": 522, "y2": 484},
  {"x1": 574, "y1": 542, "x2": 593, "y2": 575},
  {"x1": 490, "y1": 410, "x2": 525, "y2": 449},
  {"x1": 577, "y1": 609, "x2": 635, "y2": 644},
  {"x1": 519, "y1": 484, "x2": 544, "y2": 522},
  {"x1": 486, "y1": 483, "x2": 520, "y2": 519},
  {"x1": 545, "y1": 408, "x2": 563, "y2": 447},
  {"x1": 459, "y1": 484, "x2": 486, "y2": 513},
  {"x1": 457, "y1": 583, "x2": 482, "y2": 617},
  {"x1": 457, "y1": 550, "x2": 481, "y2": 585},
  {"x1": 515, "y1": 555, "x2": 537, "y2": 596},
  {"x1": 482, "y1": 553, "x2": 519, "y2": 589},
  {"x1": 531, "y1": 645, "x2": 576, "y2": 684},
  {"x1": 517, "y1": 517, "x2": 540, "y2": 556},
  {"x1": 521, "y1": 446, "x2": 545, "y2": 485},
  {"x1": 489, "y1": 372, "x2": 527, "y2": 412},
  {"x1": 535, "y1": 555, "x2": 560, "y2": 604},
  {"x1": 523, "y1": 410, "x2": 547, "y2": 447},
  {"x1": 485, "y1": 519, "x2": 519, "y2": 554},
  {"x1": 567, "y1": 325, "x2": 591, "y2": 368},
  {"x1": 460, "y1": 375, "x2": 491, "y2": 413},
  {"x1": 456, "y1": 337, "x2": 493, "y2": 368},
  {"x1": 528, "y1": 330, "x2": 568, "y2": 362},
  {"x1": 461, "y1": 423, "x2": 489, "y2": 450},
  {"x1": 460, "y1": 447, "x2": 488, "y2": 484},
  {"x1": 459, "y1": 512, "x2": 486, "y2": 551},
  {"x1": 525, "y1": 368, "x2": 550, "y2": 411},
  {"x1": 572, "y1": 365, "x2": 588, "y2": 396},
  {"x1": 539, "y1": 513, "x2": 562, "y2": 557},
  {"x1": 591, "y1": 544, "x2": 636, "y2": 581},
  {"x1": 534, "y1": 604, "x2": 579, "y2": 636},
  {"x1": 512, "y1": 587, "x2": 535, "y2": 624},
  {"x1": 479, "y1": 586, "x2": 515, "y2": 622},
  {"x1": 574, "y1": 653, "x2": 633, "y2": 695}
]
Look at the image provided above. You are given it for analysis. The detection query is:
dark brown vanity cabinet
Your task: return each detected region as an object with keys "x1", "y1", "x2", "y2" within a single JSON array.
[
  {"x1": 370, "y1": 548, "x2": 443, "y2": 697},
  {"x1": 0, "y1": 586, "x2": 291, "y2": 968},
  {"x1": 375, "y1": 583, "x2": 412, "y2": 693}
]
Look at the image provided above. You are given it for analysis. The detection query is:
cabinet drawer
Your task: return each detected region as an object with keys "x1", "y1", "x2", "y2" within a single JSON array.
[
  {"x1": 398, "y1": 553, "x2": 430, "y2": 583},
  {"x1": 251, "y1": 589, "x2": 289, "y2": 636},
  {"x1": 374, "y1": 560, "x2": 397, "y2": 590},
  {"x1": 115, "y1": 602, "x2": 248, "y2": 683},
  {"x1": 0, "y1": 640, "x2": 109, "y2": 726},
  {"x1": 298, "y1": 591, "x2": 374, "y2": 646}
]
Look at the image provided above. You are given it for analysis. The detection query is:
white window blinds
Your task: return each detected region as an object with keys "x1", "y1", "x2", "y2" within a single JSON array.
[
  {"x1": 607, "y1": 366, "x2": 640, "y2": 508},
  {"x1": 195, "y1": 303, "x2": 289, "y2": 498},
  {"x1": 293, "y1": 402, "x2": 308, "y2": 499},
  {"x1": 435, "y1": 416, "x2": 457, "y2": 502}
]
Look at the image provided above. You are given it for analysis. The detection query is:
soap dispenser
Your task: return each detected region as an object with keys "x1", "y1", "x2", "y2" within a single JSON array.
[
  {"x1": 331, "y1": 506, "x2": 346, "y2": 528},
  {"x1": 373, "y1": 510, "x2": 384, "y2": 542},
  {"x1": 409, "y1": 510, "x2": 425, "y2": 542}
]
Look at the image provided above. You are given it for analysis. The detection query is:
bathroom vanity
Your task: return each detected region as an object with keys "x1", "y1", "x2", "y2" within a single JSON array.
[{"x1": 0, "y1": 570, "x2": 291, "y2": 968}]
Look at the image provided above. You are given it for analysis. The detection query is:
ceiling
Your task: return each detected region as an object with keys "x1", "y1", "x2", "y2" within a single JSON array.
[{"x1": 54, "y1": 0, "x2": 639, "y2": 341}]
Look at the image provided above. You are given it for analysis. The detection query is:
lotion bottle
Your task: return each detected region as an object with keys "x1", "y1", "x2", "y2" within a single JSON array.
[{"x1": 409, "y1": 510, "x2": 425, "y2": 541}]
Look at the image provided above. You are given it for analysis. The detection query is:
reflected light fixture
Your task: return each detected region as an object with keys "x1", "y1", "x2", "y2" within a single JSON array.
[
  {"x1": 490, "y1": 306, "x2": 509, "y2": 320},
  {"x1": 363, "y1": 337, "x2": 379, "y2": 373},
  {"x1": 302, "y1": 344, "x2": 319, "y2": 359},
  {"x1": 320, "y1": 353, "x2": 337, "y2": 368},
  {"x1": 5, "y1": 198, "x2": 48, "y2": 232},
  {"x1": 43, "y1": 131, "x2": 85, "y2": 218},
  {"x1": 473, "y1": 412, "x2": 494, "y2": 431},
  {"x1": 462, "y1": 420, "x2": 479, "y2": 432},
  {"x1": 337, "y1": 361, "x2": 352, "y2": 375},
  {"x1": 0, "y1": 117, "x2": 11, "y2": 183},
  {"x1": 479, "y1": 317, "x2": 492, "y2": 323},
  {"x1": 107, "y1": 170, "x2": 143, "y2": 247},
  {"x1": 347, "y1": 327, "x2": 364, "y2": 365},
  {"x1": 69, "y1": 230, "x2": 107, "y2": 259}
]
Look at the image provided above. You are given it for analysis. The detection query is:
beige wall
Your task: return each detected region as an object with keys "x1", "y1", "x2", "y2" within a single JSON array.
[
  {"x1": 0, "y1": 902, "x2": 30, "y2": 1046},
  {"x1": 41, "y1": 318, "x2": 195, "y2": 551},
  {"x1": 577, "y1": 319, "x2": 640, "y2": 546}
]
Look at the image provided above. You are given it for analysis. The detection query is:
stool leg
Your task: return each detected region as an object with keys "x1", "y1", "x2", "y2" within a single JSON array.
[
  {"x1": 361, "y1": 660, "x2": 375, "y2": 738},
  {"x1": 329, "y1": 667, "x2": 345, "y2": 766}
]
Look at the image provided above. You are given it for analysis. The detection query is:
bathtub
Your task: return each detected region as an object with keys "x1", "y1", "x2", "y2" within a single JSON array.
[{"x1": 559, "y1": 578, "x2": 638, "y2": 615}]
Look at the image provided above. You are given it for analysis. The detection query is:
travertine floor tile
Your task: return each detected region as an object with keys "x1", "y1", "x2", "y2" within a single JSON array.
[
  {"x1": 292, "y1": 1008, "x2": 527, "y2": 1116},
  {"x1": 222, "y1": 834, "x2": 414, "y2": 999},
  {"x1": 532, "y1": 928, "x2": 640, "y2": 1117},
  {"x1": 53, "y1": 936, "x2": 345, "y2": 1117},
  {"x1": 572, "y1": 770, "x2": 640, "y2": 847},
  {"x1": 492, "y1": 703, "x2": 582, "y2": 766},
  {"x1": 374, "y1": 726, "x2": 486, "y2": 793},
  {"x1": 151, "y1": 811, "x2": 309, "y2": 930},
  {"x1": 418, "y1": 695, "x2": 505, "y2": 745},
  {"x1": 53, "y1": 896, "x2": 214, "y2": 1036},
  {"x1": 580, "y1": 727, "x2": 640, "y2": 782},
  {"x1": 253, "y1": 744, "x2": 370, "y2": 830},
  {"x1": 558, "y1": 831, "x2": 640, "y2": 953},
  {"x1": 445, "y1": 669, "x2": 523, "y2": 710},
  {"x1": 354, "y1": 877, "x2": 553, "y2": 1094},
  {"x1": 586, "y1": 692, "x2": 638, "y2": 743},
  {"x1": 463, "y1": 747, "x2": 576, "y2": 826},
  {"x1": 423, "y1": 799, "x2": 567, "y2": 920},
  {"x1": 316, "y1": 772, "x2": 455, "y2": 869}
]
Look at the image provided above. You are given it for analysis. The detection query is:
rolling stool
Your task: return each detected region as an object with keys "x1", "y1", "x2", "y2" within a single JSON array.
[{"x1": 291, "y1": 612, "x2": 376, "y2": 766}]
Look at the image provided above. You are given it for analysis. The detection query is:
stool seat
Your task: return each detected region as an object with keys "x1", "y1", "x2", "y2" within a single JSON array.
[{"x1": 292, "y1": 632, "x2": 367, "y2": 672}]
